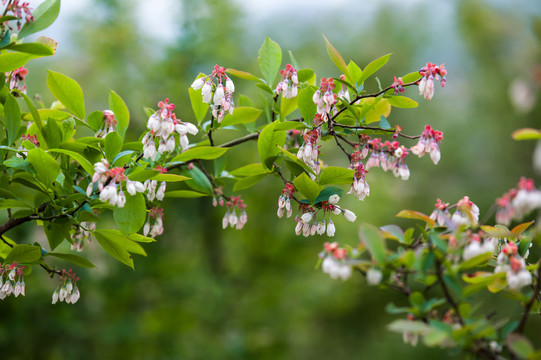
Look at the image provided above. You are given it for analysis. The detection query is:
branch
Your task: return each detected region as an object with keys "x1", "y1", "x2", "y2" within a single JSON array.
[
  {"x1": 516, "y1": 262, "x2": 541, "y2": 333},
  {"x1": 332, "y1": 123, "x2": 421, "y2": 140},
  {"x1": 329, "y1": 121, "x2": 351, "y2": 161},
  {"x1": 435, "y1": 256, "x2": 465, "y2": 326},
  {"x1": 219, "y1": 132, "x2": 259, "y2": 148}
]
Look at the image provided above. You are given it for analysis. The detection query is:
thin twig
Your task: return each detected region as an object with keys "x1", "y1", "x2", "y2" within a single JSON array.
[
  {"x1": 332, "y1": 123, "x2": 421, "y2": 140},
  {"x1": 517, "y1": 262, "x2": 541, "y2": 333},
  {"x1": 219, "y1": 133, "x2": 259, "y2": 148},
  {"x1": 435, "y1": 256, "x2": 465, "y2": 326}
]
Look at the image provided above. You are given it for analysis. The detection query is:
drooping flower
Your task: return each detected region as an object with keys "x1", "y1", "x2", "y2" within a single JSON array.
[
  {"x1": 222, "y1": 195, "x2": 248, "y2": 230},
  {"x1": 51, "y1": 269, "x2": 80, "y2": 304},
  {"x1": 418, "y1": 62, "x2": 447, "y2": 100},
  {"x1": 0, "y1": 262, "x2": 25, "y2": 300},
  {"x1": 191, "y1": 65, "x2": 235, "y2": 123},
  {"x1": 275, "y1": 64, "x2": 299, "y2": 99},
  {"x1": 451, "y1": 196, "x2": 480, "y2": 228},
  {"x1": 410, "y1": 125, "x2": 443, "y2": 165}
]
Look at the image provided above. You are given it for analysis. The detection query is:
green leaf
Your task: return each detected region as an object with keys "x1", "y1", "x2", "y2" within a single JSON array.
[
  {"x1": 5, "y1": 42, "x2": 54, "y2": 56},
  {"x1": 512, "y1": 128, "x2": 541, "y2": 140},
  {"x1": 276, "y1": 146, "x2": 315, "y2": 176},
  {"x1": 323, "y1": 35, "x2": 351, "y2": 82},
  {"x1": 18, "y1": 0, "x2": 60, "y2": 39},
  {"x1": 402, "y1": 72, "x2": 421, "y2": 84},
  {"x1": 293, "y1": 172, "x2": 319, "y2": 204},
  {"x1": 5, "y1": 93, "x2": 21, "y2": 146},
  {"x1": 380, "y1": 225, "x2": 405, "y2": 243},
  {"x1": 272, "y1": 122, "x2": 308, "y2": 132},
  {"x1": 280, "y1": 96, "x2": 298, "y2": 119},
  {"x1": 94, "y1": 229, "x2": 148, "y2": 269},
  {"x1": 258, "y1": 122, "x2": 286, "y2": 170},
  {"x1": 313, "y1": 186, "x2": 344, "y2": 204},
  {"x1": 318, "y1": 166, "x2": 354, "y2": 186},
  {"x1": 47, "y1": 70, "x2": 85, "y2": 119},
  {"x1": 256, "y1": 82, "x2": 273, "y2": 94},
  {"x1": 347, "y1": 60, "x2": 363, "y2": 85},
  {"x1": 26, "y1": 148, "x2": 60, "y2": 187},
  {"x1": 44, "y1": 117, "x2": 61, "y2": 148},
  {"x1": 359, "y1": 223, "x2": 386, "y2": 264},
  {"x1": 48, "y1": 148, "x2": 94, "y2": 175},
  {"x1": 47, "y1": 252, "x2": 96, "y2": 268},
  {"x1": 104, "y1": 131, "x2": 123, "y2": 163},
  {"x1": 20, "y1": 92, "x2": 44, "y2": 135},
  {"x1": 297, "y1": 87, "x2": 317, "y2": 124},
  {"x1": 165, "y1": 190, "x2": 209, "y2": 198},
  {"x1": 257, "y1": 37, "x2": 282, "y2": 87},
  {"x1": 396, "y1": 210, "x2": 435, "y2": 228},
  {"x1": 86, "y1": 110, "x2": 104, "y2": 131},
  {"x1": 173, "y1": 146, "x2": 229, "y2": 162},
  {"x1": 113, "y1": 193, "x2": 146, "y2": 235},
  {"x1": 43, "y1": 220, "x2": 70, "y2": 251},
  {"x1": 226, "y1": 68, "x2": 262, "y2": 82},
  {"x1": 188, "y1": 86, "x2": 209, "y2": 123},
  {"x1": 229, "y1": 163, "x2": 266, "y2": 177},
  {"x1": 233, "y1": 173, "x2": 267, "y2": 191},
  {"x1": 109, "y1": 90, "x2": 129, "y2": 140},
  {"x1": 458, "y1": 252, "x2": 494, "y2": 271},
  {"x1": 4, "y1": 244, "x2": 41, "y2": 264},
  {"x1": 150, "y1": 174, "x2": 189, "y2": 182},
  {"x1": 358, "y1": 53, "x2": 391, "y2": 84},
  {"x1": 386, "y1": 95, "x2": 418, "y2": 108},
  {"x1": 220, "y1": 107, "x2": 262, "y2": 127},
  {"x1": 387, "y1": 320, "x2": 430, "y2": 335},
  {"x1": 506, "y1": 333, "x2": 534, "y2": 359},
  {"x1": 0, "y1": 199, "x2": 31, "y2": 209},
  {"x1": 182, "y1": 166, "x2": 213, "y2": 195},
  {"x1": 511, "y1": 221, "x2": 534, "y2": 237},
  {"x1": 480, "y1": 225, "x2": 511, "y2": 238},
  {"x1": 297, "y1": 69, "x2": 316, "y2": 85},
  {"x1": 0, "y1": 52, "x2": 31, "y2": 72}
]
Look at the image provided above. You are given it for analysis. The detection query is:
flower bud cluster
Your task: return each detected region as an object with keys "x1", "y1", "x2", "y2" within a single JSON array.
[
  {"x1": 320, "y1": 242, "x2": 351, "y2": 281},
  {"x1": 496, "y1": 177, "x2": 541, "y2": 226},
  {"x1": 222, "y1": 195, "x2": 247, "y2": 230},
  {"x1": 495, "y1": 241, "x2": 532, "y2": 290},
  {"x1": 462, "y1": 233, "x2": 496, "y2": 261},
  {"x1": 312, "y1": 77, "x2": 336, "y2": 121},
  {"x1": 52, "y1": 269, "x2": 80, "y2": 304},
  {"x1": 71, "y1": 221, "x2": 96, "y2": 252},
  {"x1": 451, "y1": 196, "x2": 480, "y2": 227},
  {"x1": 144, "y1": 179, "x2": 166, "y2": 201},
  {"x1": 275, "y1": 64, "x2": 299, "y2": 99},
  {"x1": 429, "y1": 199, "x2": 450, "y2": 226},
  {"x1": 142, "y1": 98, "x2": 198, "y2": 161},
  {"x1": 6, "y1": 66, "x2": 28, "y2": 93},
  {"x1": 391, "y1": 76, "x2": 405, "y2": 94},
  {"x1": 191, "y1": 65, "x2": 235, "y2": 123},
  {"x1": 0, "y1": 262, "x2": 25, "y2": 299},
  {"x1": 294, "y1": 197, "x2": 356, "y2": 237},
  {"x1": 410, "y1": 125, "x2": 443, "y2": 165},
  {"x1": 418, "y1": 62, "x2": 447, "y2": 100},
  {"x1": 212, "y1": 187, "x2": 225, "y2": 207},
  {"x1": 3, "y1": 0, "x2": 33, "y2": 30},
  {"x1": 366, "y1": 138, "x2": 410, "y2": 180},
  {"x1": 297, "y1": 125, "x2": 322, "y2": 175},
  {"x1": 87, "y1": 160, "x2": 130, "y2": 207},
  {"x1": 277, "y1": 183, "x2": 295, "y2": 218},
  {"x1": 95, "y1": 110, "x2": 117, "y2": 138},
  {"x1": 348, "y1": 148, "x2": 370, "y2": 201},
  {"x1": 144, "y1": 207, "x2": 164, "y2": 238}
]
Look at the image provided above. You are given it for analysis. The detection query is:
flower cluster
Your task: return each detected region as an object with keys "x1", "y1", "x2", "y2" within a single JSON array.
[
  {"x1": 0, "y1": 262, "x2": 25, "y2": 299},
  {"x1": 2, "y1": 0, "x2": 33, "y2": 30},
  {"x1": 143, "y1": 98, "x2": 198, "y2": 161},
  {"x1": 144, "y1": 179, "x2": 166, "y2": 201},
  {"x1": 6, "y1": 66, "x2": 28, "y2": 93},
  {"x1": 144, "y1": 207, "x2": 164, "y2": 238},
  {"x1": 71, "y1": 221, "x2": 96, "y2": 252},
  {"x1": 312, "y1": 77, "x2": 336, "y2": 121},
  {"x1": 95, "y1": 110, "x2": 117, "y2": 138},
  {"x1": 366, "y1": 138, "x2": 411, "y2": 180},
  {"x1": 462, "y1": 233, "x2": 496, "y2": 261},
  {"x1": 16, "y1": 133, "x2": 39, "y2": 158},
  {"x1": 277, "y1": 183, "x2": 295, "y2": 218},
  {"x1": 297, "y1": 121, "x2": 323, "y2": 175},
  {"x1": 495, "y1": 241, "x2": 532, "y2": 290},
  {"x1": 451, "y1": 196, "x2": 480, "y2": 227},
  {"x1": 191, "y1": 65, "x2": 235, "y2": 123},
  {"x1": 222, "y1": 196, "x2": 247, "y2": 230},
  {"x1": 275, "y1": 64, "x2": 299, "y2": 99},
  {"x1": 348, "y1": 147, "x2": 370, "y2": 201},
  {"x1": 320, "y1": 242, "x2": 352, "y2": 281},
  {"x1": 495, "y1": 177, "x2": 541, "y2": 226},
  {"x1": 87, "y1": 160, "x2": 130, "y2": 207},
  {"x1": 418, "y1": 62, "x2": 447, "y2": 100},
  {"x1": 294, "y1": 196, "x2": 356, "y2": 237},
  {"x1": 52, "y1": 269, "x2": 80, "y2": 304},
  {"x1": 410, "y1": 125, "x2": 443, "y2": 165},
  {"x1": 429, "y1": 199, "x2": 450, "y2": 226},
  {"x1": 391, "y1": 76, "x2": 405, "y2": 94},
  {"x1": 212, "y1": 187, "x2": 225, "y2": 207}
]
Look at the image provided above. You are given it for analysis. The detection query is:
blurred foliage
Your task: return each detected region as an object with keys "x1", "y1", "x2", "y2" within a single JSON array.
[{"x1": 3, "y1": 0, "x2": 541, "y2": 359}]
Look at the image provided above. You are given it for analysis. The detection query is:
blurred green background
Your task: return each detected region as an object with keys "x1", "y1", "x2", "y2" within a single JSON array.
[{"x1": 2, "y1": 0, "x2": 541, "y2": 359}]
